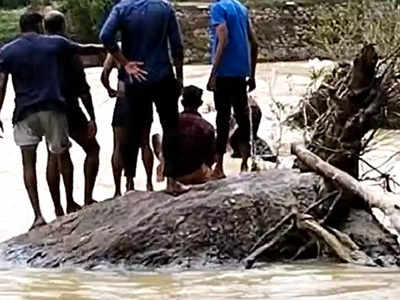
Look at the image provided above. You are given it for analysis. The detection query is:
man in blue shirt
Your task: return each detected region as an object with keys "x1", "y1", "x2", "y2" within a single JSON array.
[
  {"x1": 0, "y1": 12, "x2": 104, "y2": 231},
  {"x1": 100, "y1": 0, "x2": 189, "y2": 195},
  {"x1": 207, "y1": 0, "x2": 258, "y2": 179}
]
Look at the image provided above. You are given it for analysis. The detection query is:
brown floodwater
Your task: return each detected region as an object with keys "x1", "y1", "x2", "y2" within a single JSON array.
[{"x1": 1, "y1": 62, "x2": 400, "y2": 299}]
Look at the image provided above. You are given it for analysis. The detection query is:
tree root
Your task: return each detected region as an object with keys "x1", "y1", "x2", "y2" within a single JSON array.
[{"x1": 296, "y1": 215, "x2": 374, "y2": 266}]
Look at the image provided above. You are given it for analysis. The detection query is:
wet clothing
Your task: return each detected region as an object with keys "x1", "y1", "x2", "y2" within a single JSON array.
[
  {"x1": 61, "y1": 52, "x2": 91, "y2": 133},
  {"x1": 175, "y1": 111, "x2": 216, "y2": 176},
  {"x1": 0, "y1": 33, "x2": 80, "y2": 124},
  {"x1": 99, "y1": 0, "x2": 183, "y2": 86},
  {"x1": 112, "y1": 97, "x2": 153, "y2": 128},
  {"x1": 124, "y1": 75, "x2": 180, "y2": 178},
  {"x1": 214, "y1": 77, "x2": 250, "y2": 155},
  {"x1": 230, "y1": 100, "x2": 261, "y2": 154},
  {"x1": 99, "y1": 0, "x2": 184, "y2": 179},
  {"x1": 13, "y1": 110, "x2": 70, "y2": 154},
  {"x1": 210, "y1": 0, "x2": 251, "y2": 77}
]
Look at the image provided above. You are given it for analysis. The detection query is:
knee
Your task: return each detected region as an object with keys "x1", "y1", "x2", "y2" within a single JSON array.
[{"x1": 88, "y1": 141, "x2": 100, "y2": 157}]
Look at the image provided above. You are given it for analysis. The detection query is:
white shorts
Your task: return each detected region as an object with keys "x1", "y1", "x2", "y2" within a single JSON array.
[{"x1": 14, "y1": 110, "x2": 71, "y2": 154}]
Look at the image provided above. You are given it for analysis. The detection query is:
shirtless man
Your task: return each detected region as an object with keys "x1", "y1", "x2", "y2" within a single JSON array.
[
  {"x1": 0, "y1": 12, "x2": 104, "y2": 230},
  {"x1": 153, "y1": 86, "x2": 216, "y2": 185},
  {"x1": 44, "y1": 11, "x2": 100, "y2": 215},
  {"x1": 101, "y1": 53, "x2": 154, "y2": 195},
  {"x1": 230, "y1": 96, "x2": 275, "y2": 168}
]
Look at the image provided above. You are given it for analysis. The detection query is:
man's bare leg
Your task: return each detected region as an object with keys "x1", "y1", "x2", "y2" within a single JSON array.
[
  {"x1": 21, "y1": 145, "x2": 46, "y2": 230},
  {"x1": 56, "y1": 150, "x2": 81, "y2": 214},
  {"x1": 112, "y1": 127, "x2": 126, "y2": 197},
  {"x1": 46, "y1": 152, "x2": 64, "y2": 217},
  {"x1": 70, "y1": 127, "x2": 100, "y2": 206},
  {"x1": 152, "y1": 133, "x2": 165, "y2": 182},
  {"x1": 141, "y1": 126, "x2": 154, "y2": 191}
]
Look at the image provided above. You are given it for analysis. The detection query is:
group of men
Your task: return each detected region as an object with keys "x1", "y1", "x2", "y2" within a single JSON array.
[{"x1": 0, "y1": 0, "x2": 258, "y2": 231}]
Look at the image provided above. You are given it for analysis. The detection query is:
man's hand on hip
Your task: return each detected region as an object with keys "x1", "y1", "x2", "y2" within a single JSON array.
[{"x1": 124, "y1": 61, "x2": 147, "y2": 82}]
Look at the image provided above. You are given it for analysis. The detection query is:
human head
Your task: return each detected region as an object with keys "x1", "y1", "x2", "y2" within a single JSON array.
[
  {"x1": 19, "y1": 11, "x2": 43, "y2": 34},
  {"x1": 44, "y1": 10, "x2": 66, "y2": 35},
  {"x1": 181, "y1": 85, "x2": 203, "y2": 111}
]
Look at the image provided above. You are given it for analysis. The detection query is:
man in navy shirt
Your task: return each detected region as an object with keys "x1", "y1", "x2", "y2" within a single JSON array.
[
  {"x1": 207, "y1": 0, "x2": 258, "y2": 179},
  {"x1": 100, "y1": 0, "x2": 189, "y2": 195},
  {"x1": 44, "y1": 11, "x2": 100, "y2": 214},
  {"x1": 0, "y1": 12, "x2": 104, "y2": 230}
]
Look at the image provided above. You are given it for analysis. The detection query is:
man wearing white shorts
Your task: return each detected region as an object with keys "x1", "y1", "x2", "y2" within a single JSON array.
[{"x1": 0, "y1": 12, "x2": 104, "y2": 230}]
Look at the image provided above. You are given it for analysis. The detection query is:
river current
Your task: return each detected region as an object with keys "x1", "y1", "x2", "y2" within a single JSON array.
[{"x1": 0, "y1": 62, "x2": 399, "y2": 299}]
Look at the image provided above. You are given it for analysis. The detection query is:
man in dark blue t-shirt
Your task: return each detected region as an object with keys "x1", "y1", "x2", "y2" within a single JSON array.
[
  {"x1": 207, "y1": 0, "x2": 259, "y2": 179},
  {"x1": 100, "y1": 0, "x2": 189, "y2": 195},
  {"x1": 0, "y1": 12, "x2": 104, "y2": 231}
]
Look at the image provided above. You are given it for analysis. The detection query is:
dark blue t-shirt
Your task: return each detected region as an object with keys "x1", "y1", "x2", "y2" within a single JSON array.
[
  {"x1": 0, "y1": 33, "x2": 79, "y2": 123},
  {"x1": 210, "y1": 0, "x2": 251, "y2": 77},
  {"x1": 100, "y1": 0, "x2": 184, "y2": 86}
]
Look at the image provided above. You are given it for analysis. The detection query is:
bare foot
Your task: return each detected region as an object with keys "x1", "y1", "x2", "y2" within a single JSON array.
[
  {"x1": 113, "y1": 191, "x2": 121, "y2": 199},
  {"x1": 241, "y1": 161, "x2": 249, "y2": 173},
  {"x1": 147, "y1": 182, "x2": 154, "y2": 192},
  {"x1": 126, "y1": 179, "x2": 135, "y2": 191},
  {"x1": 66, "y1": 201, "x2": 82, "y2": 214},
  {"x1": 55, "y1": 207, "x2": 65, "y2": 218},
  {"x1": 165, "y1": 178, "x2": 191, "y2": 196},
  {"x1": 211, "y1": 168, "x2": 226, "y2": 180},
  {"x1": 84, "y1": 199, "x2": 98, "y2": 207},
  {"x1": 29, "y1": 217, "x2": 46, "y2": 231}
]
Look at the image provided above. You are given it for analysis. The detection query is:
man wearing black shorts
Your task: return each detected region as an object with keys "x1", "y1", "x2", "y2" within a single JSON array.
[
  {"x1": 101, "y1": 53, "x2": 154, "y2": 195},
  {"x1": 100, "y1": 0, "x2": 188, "y2": 195},
  {"x1": 44, "y1": 11, "x2": 100, "y2": 213}
]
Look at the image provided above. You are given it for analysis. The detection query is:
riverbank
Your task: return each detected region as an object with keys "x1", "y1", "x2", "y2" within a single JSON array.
[{"x1": 2, "y1": 1, "x2": 400, "y2": 64}]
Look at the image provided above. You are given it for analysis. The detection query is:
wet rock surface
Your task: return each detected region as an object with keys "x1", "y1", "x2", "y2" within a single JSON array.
[
  {"x1": 1, "y1": 168, "x2": 398, "y2": 269},
  {"x1": 0, "y1": 170, "x2": 321, "y2": 269}
]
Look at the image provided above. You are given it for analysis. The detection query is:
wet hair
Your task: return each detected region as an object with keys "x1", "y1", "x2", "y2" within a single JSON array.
[
  {"x1": 44, "y1": 11, "x2": 66, "y2": 35},
  {"x1": 19, "y1": 12, "x2": 43, "y2": 33}
]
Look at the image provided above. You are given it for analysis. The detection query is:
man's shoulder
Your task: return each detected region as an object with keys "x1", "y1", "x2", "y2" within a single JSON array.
[
  {"x1": 1, "y1": 36, "x2": 24, "y2": 53},
  {"x1": 180, "y1": 112, "x2": 215, "y2": 131}
]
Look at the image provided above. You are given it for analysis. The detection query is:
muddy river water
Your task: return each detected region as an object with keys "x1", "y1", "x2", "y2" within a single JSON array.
[{"x1": 0, "y1": 62, "x2": 400, "y2": 299}]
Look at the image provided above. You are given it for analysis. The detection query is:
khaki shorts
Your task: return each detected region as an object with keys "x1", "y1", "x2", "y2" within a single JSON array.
[{"x1": 14, "y1": 111, "x2": 71, "y2": 154}]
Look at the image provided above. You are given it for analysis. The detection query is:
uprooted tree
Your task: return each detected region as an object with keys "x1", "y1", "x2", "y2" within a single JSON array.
[{"x1": 290, "y1": 44, "x2": 400, "y2": 178}]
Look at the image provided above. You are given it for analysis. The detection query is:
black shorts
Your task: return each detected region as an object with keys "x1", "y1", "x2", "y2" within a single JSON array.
[
  {"x1": 112, "y1": 97, "x2": 153, "y2": 128},
  {"x1": 66, "y1": 105, "x2": 89, "y2": 134}
]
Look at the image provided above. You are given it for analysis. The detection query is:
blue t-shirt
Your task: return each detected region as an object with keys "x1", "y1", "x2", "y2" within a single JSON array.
[
  {"x1": 0, "y1": 33, "x2": 80, "y2": 123},
  {"x1": 100, "y1": 0, "x2": 184, "y2": 86},
  {"x1": 210, "y1": 0, "x2": 251, "y2": 77}
]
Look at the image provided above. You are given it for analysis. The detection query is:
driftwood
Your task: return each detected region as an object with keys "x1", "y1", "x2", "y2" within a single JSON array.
[
  {"x1": 292, "y1": 143, "x2": 400, "y2": 246},
  {"x1": 290, "y1": 45, "x2": 400, "y2": 179}
]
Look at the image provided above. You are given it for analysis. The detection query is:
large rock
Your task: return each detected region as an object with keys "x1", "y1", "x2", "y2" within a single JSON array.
[
  {"x1": 1, "y1": 169, "x2": 398, "y2": 269},
  {"x1": 0, "y1": 170, "x2": 321, "y2": 269}
]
